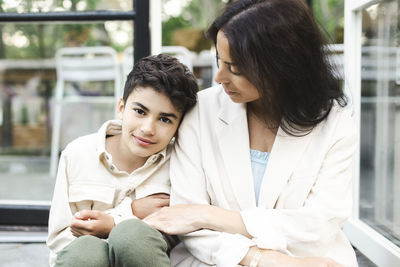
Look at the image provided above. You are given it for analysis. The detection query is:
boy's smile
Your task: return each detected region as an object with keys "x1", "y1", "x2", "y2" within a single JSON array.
[
  {"x1": 134, "y1": 135, "x2": 155, "y2": 146},
  {"x1": 116, "y1": 86, "x2": 182, "y2": 165}
]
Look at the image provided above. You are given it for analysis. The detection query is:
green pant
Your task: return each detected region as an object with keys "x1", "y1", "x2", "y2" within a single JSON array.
[{"x1": 55, "y1": 219, "x2": 171, "y2": 267}]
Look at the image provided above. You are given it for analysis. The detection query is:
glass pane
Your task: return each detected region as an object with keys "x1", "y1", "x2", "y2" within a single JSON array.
[
  {"x1": 0, "y1": 21, "x2": 133, "y2": 202},
  {"x1": 360, "y1": 0, "x2": 400, "y2": 246},
  {"x1": 0, "y1": 0, "x2": 133, "y2": 13}
]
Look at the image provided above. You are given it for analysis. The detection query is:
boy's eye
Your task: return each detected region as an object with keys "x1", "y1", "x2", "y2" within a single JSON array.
[
  {"x1": 160, "y1": 117, "x2": 172, "y2": 124},
  {"x1": 134, "y1": 108, "x2": 145, "y2": 115}
]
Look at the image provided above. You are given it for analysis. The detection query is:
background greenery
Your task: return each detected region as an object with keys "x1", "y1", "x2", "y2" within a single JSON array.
[
  {"x1": 161, "y1": 0, "x2": 345, "y2": 50},
  {"x1": 0, "y1": 0, "x2": 345, "y2": 59}
]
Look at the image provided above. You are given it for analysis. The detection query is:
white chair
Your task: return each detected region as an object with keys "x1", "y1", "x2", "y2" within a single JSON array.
[
  {"x1": 325, "y1": 44, "x2": 344, "y2": 80},
  {"x1": 121, "y1": 46, "x2": 134, "y2": 88},
  {"x1": 197, "y1": 49, "x2": 218, "y2": 87},
  {"x1": 50, "y1": 46, "x2": 121, "y2": 177},
  {"x1": 161, "y1": 46, "x2": 194, "y2": 71}
]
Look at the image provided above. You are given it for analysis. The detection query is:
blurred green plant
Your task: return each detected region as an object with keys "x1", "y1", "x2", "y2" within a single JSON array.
[
  {"x1": 0, "y1": 0, "x2": 129, "y2": 59},
  {"x1": 161, "y1": 0, "x2": 345, "y2": 49},
  {"x1": 161, "y1": 0, "x2": 227, "y2": 48},
  {"x1": 312, "y1": 0, "x2": 345, "y2": 43}
]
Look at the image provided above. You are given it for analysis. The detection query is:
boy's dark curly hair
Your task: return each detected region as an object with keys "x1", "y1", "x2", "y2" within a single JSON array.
[{"x1": 123, "y1": 54, "x2": 198, "y2": 116}]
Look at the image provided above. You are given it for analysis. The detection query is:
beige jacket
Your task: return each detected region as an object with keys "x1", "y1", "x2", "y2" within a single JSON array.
[
  {"x1": 47, "y1": 120, "x2": 171, "y2": 266},
  {"x1": 169, "y1": 86, "x2": 359, "y2": 267}
]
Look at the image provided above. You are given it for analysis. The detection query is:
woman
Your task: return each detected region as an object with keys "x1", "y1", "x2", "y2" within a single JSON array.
[{"x1": 145, "y1": 0, "x2": 358, "y2": 266}]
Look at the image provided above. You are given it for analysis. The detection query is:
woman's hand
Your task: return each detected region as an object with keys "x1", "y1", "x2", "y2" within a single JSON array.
[
  {"x1": 261, "y1": 251, "x2": 344, "y2": 267},
  {"x1": 242, "y1": 247, "x2": 344, "y2": 267},
  {"x1": 144, "y1": 204, "x2": 251, "y2": 237},
  {"x1": 70, "y1": 210, "x2": 115, "y2": 239},
  {"x1": 289, "y1": 257, "x2": 344, "y2": 267},
  {"x1": 131, "y1": 193, "x2": 170, "y2": 219},
  {"x1": 143, "y1": 204, "x2": 205, "y2": 235}
]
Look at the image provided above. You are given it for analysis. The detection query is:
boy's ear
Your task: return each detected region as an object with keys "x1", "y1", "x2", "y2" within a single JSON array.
[{"x1": 117, "y1": 97, "x2": 124, "y2": 120}]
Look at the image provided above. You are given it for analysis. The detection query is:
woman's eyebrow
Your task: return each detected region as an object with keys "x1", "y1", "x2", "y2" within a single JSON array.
[{"x1": 217, "y1": 55, "x2": 235, "y2": 65}]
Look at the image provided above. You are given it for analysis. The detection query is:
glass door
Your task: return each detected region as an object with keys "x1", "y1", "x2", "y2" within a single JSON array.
[
  {"x1": 0, "y1": 0, "x2": 151, "y2": 228},
  {"x1": 344, "y1": 0, "x2": 400, "y2": 265}
]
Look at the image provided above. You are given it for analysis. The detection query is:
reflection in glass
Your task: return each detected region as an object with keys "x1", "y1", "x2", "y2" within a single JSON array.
[
  {"x1": 0, "y1": 21, "x2": 133, "y2": 202},
  {"x1": 360, "y1": 1, "x2": 400, "y2": 246},
  {"x1": 0, "y1": 0, "x2": 133, "y2": 13}
]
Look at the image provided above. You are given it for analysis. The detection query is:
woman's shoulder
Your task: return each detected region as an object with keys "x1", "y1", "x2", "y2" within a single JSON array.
[
  {"x1": 315, "y1": 100, "x2": 356, "y2": 139},
  {"x1": 197, "y1": 85, "x2": 225, "y2": 102},
  {"x1": 328, "y1": 101, "x2": 355, "y2": 125}
]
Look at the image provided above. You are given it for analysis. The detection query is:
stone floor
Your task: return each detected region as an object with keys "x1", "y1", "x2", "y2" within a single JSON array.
[{"x1": 0, "y1": 232, "x2": 378, "y2": 267}]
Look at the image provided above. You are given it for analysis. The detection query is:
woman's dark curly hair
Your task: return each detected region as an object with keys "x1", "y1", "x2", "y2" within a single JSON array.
[
  {"x1": 123, "y1": 54, "x2": 198, "y2": 117},
  {"x1": 207, "y1": 0, "x2": 346, "y2": 136}
]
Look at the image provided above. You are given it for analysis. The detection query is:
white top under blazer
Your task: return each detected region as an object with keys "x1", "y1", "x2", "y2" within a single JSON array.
[{"x1": 169, "y1": 85, "x2": 359, "y2": 267}]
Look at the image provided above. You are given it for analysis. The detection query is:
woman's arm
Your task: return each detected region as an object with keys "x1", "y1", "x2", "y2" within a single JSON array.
[
  {"x1": 145, "y1": 207, "x2": 344, "y2": 267},
  {"x1": 147, "y1": 113, "x2": 356, "y2": 240},
  {"x1": 146, "y1": 106, "x2": 357, "y2": 266},
  {"x1": 164, "y1": 103, "x2": 255, "y2": 267},
  {"x1": 144, "y1": 204, "x2": 250, "y2": 237}
]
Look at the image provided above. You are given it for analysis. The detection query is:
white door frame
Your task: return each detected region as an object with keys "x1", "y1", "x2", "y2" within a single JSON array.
[{"x1": 343, "y1": 0, "x2": 400, "y2": 265}]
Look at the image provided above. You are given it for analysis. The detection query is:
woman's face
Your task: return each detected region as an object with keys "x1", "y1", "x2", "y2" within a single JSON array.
[{"x1": 214, "y1": 30, "x2": 260, "y2": 103}]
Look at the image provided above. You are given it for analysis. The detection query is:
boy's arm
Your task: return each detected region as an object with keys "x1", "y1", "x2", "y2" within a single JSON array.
[
  {"x1": 47, "y1": 152, "x2": 75, "y2": 260},
  {"x1": 104, "y1": 158, "x2": 171, "y2": 223},
  {"x1": 131, "y1": 193, "x2": 170, "y2": 219},
  {"x1": 71, "y1": 155, "x2": 172, "y2": 238},
  {"x1": 70, "y1": 210, "x2": 115, "y2": 238},
  {"x1": 71, "y1": 193, "x2": 170, "y2": 238}
]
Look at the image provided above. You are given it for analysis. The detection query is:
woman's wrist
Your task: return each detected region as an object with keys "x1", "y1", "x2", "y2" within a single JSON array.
[
  {"x1": 197, "y1": 205, "x2": 236, "y2": 232},
  {"x1": 189, "y1": 204, "x2": 213, "y2": 230},
  {"x1": 194, "y1": 205, "x2": 251, "y2": 238},
  {"x1": 239, "y1": 246, "x2": 259, "y2": 266},
  {"x1": 249, "y1": 249, "x2": 262, "y2": 267}
]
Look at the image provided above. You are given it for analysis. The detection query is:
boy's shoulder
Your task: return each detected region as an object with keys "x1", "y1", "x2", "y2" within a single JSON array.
[{"x1": 63, "y1": 132, "x2": 98, "y2": 156}]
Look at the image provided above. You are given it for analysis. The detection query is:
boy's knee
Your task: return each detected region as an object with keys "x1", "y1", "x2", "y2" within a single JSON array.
[
  {"x1": 55, "y1": 235, "x2": 109, "y2": 267},
  {"x1": 108, "y1": 219, "x2": 170, "y2": 266},
  {"x1": 109, "y1": 219, "x2": 166, "y2": 248}
]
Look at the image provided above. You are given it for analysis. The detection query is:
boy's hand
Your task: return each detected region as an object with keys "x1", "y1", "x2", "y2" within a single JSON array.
[
  {"x1": 70, "y1": 210, "x2": 115, "y2": 239},
  {"x1": 131, "y1": 193, "x2": 170, "y2": 219}
]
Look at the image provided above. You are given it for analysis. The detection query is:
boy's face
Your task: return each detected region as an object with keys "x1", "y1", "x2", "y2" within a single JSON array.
[{"x1": 117, "y1": 86, "x2": 182, "y2": 159}]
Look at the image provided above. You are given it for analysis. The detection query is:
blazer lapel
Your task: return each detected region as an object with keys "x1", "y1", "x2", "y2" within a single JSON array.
[
  {"x1": 258, "y1": 127, "x2": 313, "y2": 208},
  {"x1": 216, "y1": 94, "x2": 255, "y2": 210}
]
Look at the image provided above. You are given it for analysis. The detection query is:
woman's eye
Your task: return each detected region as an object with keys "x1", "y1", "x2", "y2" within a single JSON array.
[
  {"x1": 160, "y1": 117, "x2": 172, "y2": 124},
  {"x1": 134, "y1": 108, "x2": 145, "y2": 115},
  {"x1": 228, "y1": 64, "x2": 241, "y2": 75}
]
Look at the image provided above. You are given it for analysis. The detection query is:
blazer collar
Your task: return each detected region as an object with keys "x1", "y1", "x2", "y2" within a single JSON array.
[
  {"x1": 216, "y1": 90, "x2": 313, "y2": 209},
  {"x1": 216, "y1": 91, "x2": 256, "y2": 210},
  {"x1": 258, "y1": 127, "x2": 313, "y2": 208},
  {"x1": 217, "y1": 88, "x2": 246, "y2": 125}
]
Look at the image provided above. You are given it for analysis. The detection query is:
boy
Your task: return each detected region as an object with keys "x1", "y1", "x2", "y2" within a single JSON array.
[{"x1": 47, "y1": 54, "x2": 198, "y2": 267}]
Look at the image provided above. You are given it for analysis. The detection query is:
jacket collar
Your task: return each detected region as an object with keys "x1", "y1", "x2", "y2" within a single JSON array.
[{"x1": 215, "y1": 87, "x2": 312, "y2": 209}]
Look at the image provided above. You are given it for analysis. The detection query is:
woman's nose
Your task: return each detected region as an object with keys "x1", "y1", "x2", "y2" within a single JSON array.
[{"x1": 214, "y1": 65, "x2": 228, "y2": 84}]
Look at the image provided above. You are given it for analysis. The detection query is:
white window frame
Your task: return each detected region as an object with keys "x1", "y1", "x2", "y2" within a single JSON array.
[{"x1": 343, "y1": 0, "x2": 400, "y2": 265}]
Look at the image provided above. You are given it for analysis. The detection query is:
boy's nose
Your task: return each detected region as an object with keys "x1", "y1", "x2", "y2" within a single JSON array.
[{"x1": 141, "y1": 118, "x2": 156, "y2": 136}]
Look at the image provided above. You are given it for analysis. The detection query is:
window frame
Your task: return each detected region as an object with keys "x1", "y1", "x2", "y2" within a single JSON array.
[
  {"x1": 343, "y1": 0, "x2": 400, "y2": 265},
  {"x1": 0, "y1": 0, "x2": 150, "y2": 227}
]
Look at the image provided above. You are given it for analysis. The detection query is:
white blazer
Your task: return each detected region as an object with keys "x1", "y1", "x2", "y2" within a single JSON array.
[{"x1": 169, "y1": 85, "x2": 358, "y2": 267}]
